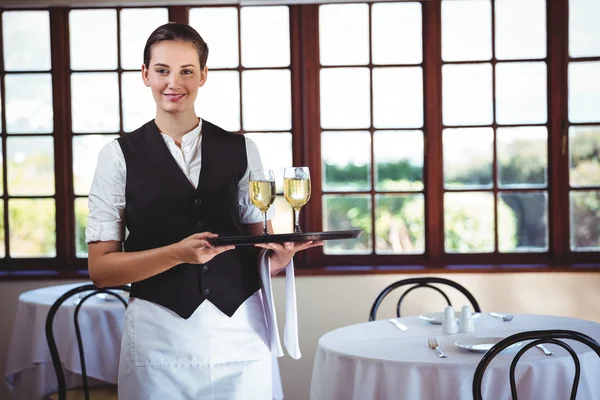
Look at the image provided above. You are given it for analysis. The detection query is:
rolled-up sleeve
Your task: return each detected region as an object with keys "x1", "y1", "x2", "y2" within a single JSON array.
[
  {"x1": 86, "y1": 140, "x2": 127, "y2": 243},
  {"x1": 238, "y1": 136, "x2": 275, "y2": 224}
]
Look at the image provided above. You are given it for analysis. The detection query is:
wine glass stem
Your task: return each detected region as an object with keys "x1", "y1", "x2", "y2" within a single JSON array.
[
  {"x1": 294, "y1": 208, "x2": 302, "y2": 233},
  {"x1": 263, "y1": 211, "x2": 269, "y2": 235}
]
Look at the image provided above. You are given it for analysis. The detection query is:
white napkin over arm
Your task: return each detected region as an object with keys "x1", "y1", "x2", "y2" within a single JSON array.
[{"x1": 258, "y1": 249, "x2": 301, "y2": 359}]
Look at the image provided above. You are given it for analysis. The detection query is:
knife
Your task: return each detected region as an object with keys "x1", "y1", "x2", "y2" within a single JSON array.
[{"x1": 388, "y1": 319, "x2": 408, "y2": 331}]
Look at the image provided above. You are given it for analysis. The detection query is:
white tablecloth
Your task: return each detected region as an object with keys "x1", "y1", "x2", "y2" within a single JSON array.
[
  {"x1": 310, "y1": 314, "x2": 600, "y2": 400},
  {"x1": 5, "y1": 283, "x2": 284, "y2": 400}
]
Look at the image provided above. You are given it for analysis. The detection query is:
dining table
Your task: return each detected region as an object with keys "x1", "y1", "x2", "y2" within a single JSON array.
[
  {"x1": 310, "y1": 313, "x2": 600, "y2": 400},
  {"x1": 5, "y1": 282, "x2": 284, "y2": 400}
]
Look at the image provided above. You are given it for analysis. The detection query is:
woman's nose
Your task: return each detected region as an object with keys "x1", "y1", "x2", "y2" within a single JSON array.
[{"x1": 168, "y1": 73, "x2": 182, "y2": 88}]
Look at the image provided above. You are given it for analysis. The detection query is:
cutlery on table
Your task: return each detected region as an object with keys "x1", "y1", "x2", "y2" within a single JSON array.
[
  {"x1": 490, "y1": 312, "x2": 514, "y2": 322},
  {"x1": 388, "y1": 319, "x2": 408, "y2": 331},
  {"x1": 536, "y1": 344, "x2": 554, "y2": 356},
  {"x1": 428, "y1": 336, "x2": 447, "y2": 358}
]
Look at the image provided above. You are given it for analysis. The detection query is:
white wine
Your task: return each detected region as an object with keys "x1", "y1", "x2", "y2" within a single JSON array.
[
  {"x1": 284, "y1": 178, "x2": 311, "y2": 209},
  {"x1": 249, "y1": 180, "x2": 276, "y2": 212}
]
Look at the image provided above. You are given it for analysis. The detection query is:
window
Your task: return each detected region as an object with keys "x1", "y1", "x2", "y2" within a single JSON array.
[
  {"x1": 567, "y1": 0, "x2": 600, "y2": 253},
  {"x1": 0, "y1": 0, "x2": 598, "y2": 276},
  {"x1": 1, "y1": 11, "x2": 55, "y2": 261}
]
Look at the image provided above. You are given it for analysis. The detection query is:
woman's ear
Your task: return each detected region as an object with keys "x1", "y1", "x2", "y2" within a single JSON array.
[
  {"x1": 141, "y1": 64, "x2": 151, "y2": 87},
  {"x1": 199, "y1": 66, "x2": 208, "y2": 88}
]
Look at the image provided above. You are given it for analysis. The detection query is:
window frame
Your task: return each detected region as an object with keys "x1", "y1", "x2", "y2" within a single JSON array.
[{"x1": 0, "y1": 0, "x2": 598, "y2": 278}]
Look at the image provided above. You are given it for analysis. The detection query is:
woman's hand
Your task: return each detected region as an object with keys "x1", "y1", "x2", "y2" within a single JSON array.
[
  {"x1": 255, "y1": 241, "x2": 324, "y2": 276},
  {"x1": 172, "y1": 232, "x2": 235, "y2": 264}
]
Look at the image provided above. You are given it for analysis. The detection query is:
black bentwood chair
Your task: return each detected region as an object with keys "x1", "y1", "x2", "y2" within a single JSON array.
[
  {"x1": 368, "y1": 277, "x2": 481, "y2": 321},
  {"x1": 473, "y1": 329, "x2": 600, "y2": 400},
  {"x1": 45, "y1": 284, "x2": 130, "y2": 400}
]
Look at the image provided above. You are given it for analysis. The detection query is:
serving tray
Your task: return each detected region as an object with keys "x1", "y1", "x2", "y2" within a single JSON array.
[{"x1": 208, "y1": 229, "x2": 362, "y2": 246}]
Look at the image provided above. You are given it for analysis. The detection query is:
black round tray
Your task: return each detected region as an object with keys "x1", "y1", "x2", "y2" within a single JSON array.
[{"x1": 208, "y1": 229, "x2": 363, "y2": 246}]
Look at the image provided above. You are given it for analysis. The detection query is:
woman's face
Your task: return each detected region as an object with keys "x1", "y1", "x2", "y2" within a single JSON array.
[{"x1": 142, "y1": 40, "x2": 207, "y2": 115}]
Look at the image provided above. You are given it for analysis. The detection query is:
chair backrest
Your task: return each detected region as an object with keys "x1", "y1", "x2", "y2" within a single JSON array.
[
  {"x1": 368, "y1": 277, "x2": 481, "y2": 321},
  {"x1": 45, "y1": 284, "x2": 130, "y2": 400},
  {"x1": 473, "y1": 329, "x2": 600, "y2": 400}
]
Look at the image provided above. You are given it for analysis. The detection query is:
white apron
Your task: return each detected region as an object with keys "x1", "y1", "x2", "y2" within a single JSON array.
[{"x1": 117, "y1": 252, "x2": 298, "y2": 400}]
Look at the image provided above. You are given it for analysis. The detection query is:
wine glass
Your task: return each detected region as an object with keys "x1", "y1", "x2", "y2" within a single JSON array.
[
  {"x1": 283, "y1": 167, "x2": 311, "y2": 233},
  {"x1": 249, "y1": 169, "x2": 276, "y2": 235}
]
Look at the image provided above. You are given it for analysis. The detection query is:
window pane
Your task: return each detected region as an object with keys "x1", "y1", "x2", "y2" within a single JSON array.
[
  {"x1": 0, "y1": 201, "x2": 4, "y2": 257},
  {"x1": 323, "y1": 194, "x2": 371, "y2": 254},
  {"x1": 444, "y1": 192, "x2": 495, "y2": 253},
  {"x1": 73, "y1": 135, "x2": 119, "y2": 196},
  {"x1": 495, "y1": 0, "x2": 546, "y2": 60},
  {"x1": 122, "y1": 72, "x2": 155, "y2": 133},
  {"x1": 5, "y1": 74, "x2": 53, "y2": 134},
  {"x1": 190, "y1": 7, "x2": 239, "y2": 69},
  {"x1": 569, "y1": 61, "x2": 600, "y2": 123},
  {"x1": 498, "y1": 191, "x2": 548, "y2": 252},
  {"x1": 7, "y1": 137, "x2": 54, "y2": 196},
  {"x1": 120, "y1": 8, "x2": 168, "y2": 70},
  {"x1": 495, "y1": 62, "x2": 547, "y2": 124},
  {"x1": 442, "y1": 64, "x2": 493, "y2": 126},
  {"x1": 242, "y1": 70, "x2": 291, "y2": 131},
  {"x1": 2, "y1": 11, "x2": 51, "y2": 71},
  {"x1": 196, "y1": 71, "x2": 240, "y2": 132},
  {"x1": 245, "y1": 132, "x2": 292, "y2": 192},
  {"x1": 375, "y1": 194, "x2": 424, "y2": 254},
  {"x1": 71, "y1": 73, "x2": 120, "y2": 133},
  {"x1": 75, "y1": 197, "x2": 88, "y2": 258},
  {"x1": 442, "y1": 0, "x2": 492, "y2": 61},
  {"x1": 570, "y1": 190, "x2": 600, "y2": 251},
  {"x1": 322, "y1": 131, "x2": 371, "y2": 192},
  {"x1": 70, "y1": 10, "x2": 118, "y2": 70},
  {"x1": 320, "y1": 4, "x2": 369, "y2": 66},
  {"x1": 373, "y1": 67, "x2": 423, "y2": 129},
  {"x1": 569, "y1": 0, "x2": 600, "y2": 58},
  {"x1": 320, "y1": 67, "x2": 370, "y2": 129},
  {"x1": 374, "y1": 130, "x2": 423, "y2": 191},
  {"x1": 570, "y1": 126, "x2": 600, "y2": 187},
  {"x1": 497, "y1": 127, "x2": 548, "y2": 188},
  {"x1": 241, "y1": 6, "x2": 290, "y2": 68},
  {"x1": 443, "y1": 128, "x2": 493, "y2": 190},
  {"x1": 9, "y1": 198, "x2": 56, "y2": 258},
  {"x1": 372, "y1": 2, "x2": 422, "y2": 65}
]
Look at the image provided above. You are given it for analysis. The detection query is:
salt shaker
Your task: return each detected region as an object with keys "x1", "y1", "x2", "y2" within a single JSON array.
[
  {"x1": 442, "y1": 306, "x2": 458, "y2": 334},
  {"x1": 459, "y1": 305, "x2": 475, "y2": 333}
]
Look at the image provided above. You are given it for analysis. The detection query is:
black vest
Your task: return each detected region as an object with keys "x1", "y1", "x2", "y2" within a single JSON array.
[{"x1": 117, "y1": 120, "x2": 260, "y2": 319}]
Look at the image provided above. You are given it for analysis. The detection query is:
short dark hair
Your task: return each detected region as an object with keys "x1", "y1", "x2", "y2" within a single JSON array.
[{"x1": 143, "y1": 22, "x2": 209, "y2": 69}]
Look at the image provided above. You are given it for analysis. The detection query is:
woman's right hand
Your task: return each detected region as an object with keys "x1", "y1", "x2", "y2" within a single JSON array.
[{"x1": 172, "y1": 232, "x2": 235, "y2": 264}]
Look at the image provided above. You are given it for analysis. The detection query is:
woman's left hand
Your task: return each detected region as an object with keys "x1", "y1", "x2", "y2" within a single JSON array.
[{"x1": 255, "y1": 241, "x2": 324, "y2": 276}]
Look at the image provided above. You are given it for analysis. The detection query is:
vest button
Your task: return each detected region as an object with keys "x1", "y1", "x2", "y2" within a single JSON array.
[
  {"x1": 202, "y1": 265, "x2": 209, "y2": 273},
  {"x1": 194, "y1": 198, "x2": 202, "y2": 205},
  {"x1": 203, "y1": 288, "x2": 210, "y2": 296},
  {"x1": 196, "y1": 220, "x2": 204, "y2": 227}
]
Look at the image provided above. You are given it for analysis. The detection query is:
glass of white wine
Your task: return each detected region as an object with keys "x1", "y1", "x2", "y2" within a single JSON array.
[
  {"x1": 283, "y1": 167, "x2": 311, "y2": 233},
  {"x1": 249, "y1": 169, "x2": 276, "y2": 235}
]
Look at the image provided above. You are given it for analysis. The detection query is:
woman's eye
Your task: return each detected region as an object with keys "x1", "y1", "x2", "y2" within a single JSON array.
[
  {"x1": 156, "y1": 69, "x2": 168, "y2": 74},
  {"x1": 182, "y1": 70, "x2": 193, "y2": 75}
]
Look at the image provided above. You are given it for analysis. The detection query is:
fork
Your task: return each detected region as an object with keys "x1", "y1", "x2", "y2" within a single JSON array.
[
  {"x1": 490, "y1": 312, "x2": 514, "y2": 322},
  {"x1": 536, "y1": 344, "x2": 555, "y2": 356},
  {"x1": 428, "y1": 337, "x2": 447, "y2": 358}
]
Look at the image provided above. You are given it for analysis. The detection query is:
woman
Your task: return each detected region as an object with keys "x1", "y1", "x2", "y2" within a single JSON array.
[{"x1": 86, "y1": 22, "x2": 322, "y2": 399}]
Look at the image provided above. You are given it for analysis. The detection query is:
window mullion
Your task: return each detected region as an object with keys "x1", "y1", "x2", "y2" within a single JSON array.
[
  {"x1": 547, "y1": 0, "x2": 569, "y2": 263},
  {"x1": 422, "y1": 0, "x2": 443, "y2": 263},
  {"x1": 50, "y1": 7, "x2": 74, "y2": 270}
]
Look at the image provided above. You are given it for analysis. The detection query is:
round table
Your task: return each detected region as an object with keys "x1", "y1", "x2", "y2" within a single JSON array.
[
  {"x1": 4, "y1": 282, "x2": 285, "y2": 400},
  {"x1": 310, "y1": 313, "x2": 600, "y2": 400},
  {"x1": 4, "y1": 283, "x2": 128, "y2": 400}
]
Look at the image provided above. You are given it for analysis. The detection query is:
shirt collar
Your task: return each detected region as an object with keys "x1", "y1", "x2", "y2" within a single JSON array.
[{"x1": 160, "y1": 118, "x2": 202, "y2": 146}]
